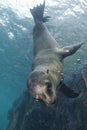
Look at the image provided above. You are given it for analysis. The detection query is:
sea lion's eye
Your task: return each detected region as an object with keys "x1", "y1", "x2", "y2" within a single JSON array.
[
  {"x1": 44, "y1": 80, "x2": 51, "y2": 88},
  {"x1": 44, "y1": 80, "x2": 52, "y2": 95},
  {"x1": 45, "y1": 82, "x2": 52, "y2": 95},
  {"x1": 46, "y1": 69, "x2": 49, "y2": 74},
  {"x1": 45, "y1": 82, "x2": 52, "y2": 89}
]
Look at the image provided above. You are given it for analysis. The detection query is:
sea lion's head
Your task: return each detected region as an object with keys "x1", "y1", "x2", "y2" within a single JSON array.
[{"x1": 27, "y1": 70, "x2": 56, "y2": 106}]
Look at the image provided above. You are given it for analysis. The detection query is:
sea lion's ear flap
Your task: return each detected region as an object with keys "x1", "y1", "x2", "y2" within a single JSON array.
[
  {"x1": 59, "y1": 82, "x2": 79, "y2": 98},
  {"x1": 46, "y1": 69, "x2": 49, "y2": 74},
  {"x1": 57, "y1": 42, "x2": 83, "y2": 60}
]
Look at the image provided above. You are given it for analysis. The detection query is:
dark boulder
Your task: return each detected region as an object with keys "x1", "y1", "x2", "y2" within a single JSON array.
[{"x1": 6, "y1": 64, "x2": 87, "y2": 130}]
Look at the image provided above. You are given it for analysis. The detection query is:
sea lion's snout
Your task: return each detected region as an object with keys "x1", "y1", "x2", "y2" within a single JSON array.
[
  {"x1": 27, "y1": 72, "x2": 56, "y2": 106},
  {"x1": 34, "y1": 86, "x2": 56, "y2": 106}
]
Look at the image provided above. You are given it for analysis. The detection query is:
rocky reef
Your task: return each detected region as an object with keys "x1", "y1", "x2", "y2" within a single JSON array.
[{"x1": 6, "y1": 64, "x2": 87, "y2": 130}]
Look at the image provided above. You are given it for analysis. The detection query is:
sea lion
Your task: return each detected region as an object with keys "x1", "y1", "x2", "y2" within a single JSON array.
[{"x1": 27, "y1": 2, "x2": 83, "y2": 106}]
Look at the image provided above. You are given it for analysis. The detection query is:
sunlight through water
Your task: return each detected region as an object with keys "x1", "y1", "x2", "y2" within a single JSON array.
[
  {"x1": 0, "y1": 0, "x2": 58, "y2": 18},
  {"x1": 0, "y1": 0, "x2": 87, "y2": 19}
]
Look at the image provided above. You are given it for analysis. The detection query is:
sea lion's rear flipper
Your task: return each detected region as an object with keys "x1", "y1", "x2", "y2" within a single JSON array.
[
  {"x1": 57, "y1": 42, "x2": 83, "y2": 60},
  {"x1": 30, "y1": 1, "x2": 50, "y2": 24},
  {"x1": 59, "y1": 82, "x2": 79, "y2": 98}
]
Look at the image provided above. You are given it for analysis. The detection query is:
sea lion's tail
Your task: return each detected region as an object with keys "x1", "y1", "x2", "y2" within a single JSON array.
[{"x1": 30, "y1": 1, "x2": 50, "y2": 24}]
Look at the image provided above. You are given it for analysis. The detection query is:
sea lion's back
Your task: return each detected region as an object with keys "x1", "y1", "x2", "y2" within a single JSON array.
[{"x1": 30, "y1": 2, "x2": 60, "y2": 55}]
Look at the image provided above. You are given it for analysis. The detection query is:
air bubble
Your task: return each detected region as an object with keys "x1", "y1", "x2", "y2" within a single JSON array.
[
  {"x1": 58, "y1": 70, "x2": 61, "y2": 73},
  {"x1": 76, "y1": 58, "x2": 81, "y2": 63},
  {"x1": 66, "y1": 50, "x2": 69, "y2": 53},
  {"x1": 61, "y1": 73, "x2": 64, "y2": 76}
]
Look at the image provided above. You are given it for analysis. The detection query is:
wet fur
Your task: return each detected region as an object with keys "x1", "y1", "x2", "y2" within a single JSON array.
[{"x1": 27, "y1": 2, "x2": 83, "y2": 106}]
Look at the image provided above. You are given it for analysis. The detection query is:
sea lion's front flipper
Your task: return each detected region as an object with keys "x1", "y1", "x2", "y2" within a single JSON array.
[
  {"x1": 59, "y1": 82, "x2": 79, "y2": 98},
  {"x1": 57, "y1": 42, "x2": 83, "y2": 60}
]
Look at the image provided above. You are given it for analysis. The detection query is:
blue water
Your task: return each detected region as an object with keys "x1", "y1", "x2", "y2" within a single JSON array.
[{"x1": 0, "y1": 0, "x2": 87, "y2": 130}]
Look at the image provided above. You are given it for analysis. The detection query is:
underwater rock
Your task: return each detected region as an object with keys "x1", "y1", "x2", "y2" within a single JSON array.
[{"x1": 6, "y1": 64, "x2": 87, "y2": 130}]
